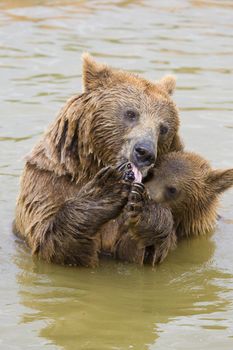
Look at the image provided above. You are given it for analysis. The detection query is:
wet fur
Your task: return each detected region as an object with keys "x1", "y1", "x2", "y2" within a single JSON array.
[{"x1": 146, "y1": 151, "x2": 233, "y2": 238}]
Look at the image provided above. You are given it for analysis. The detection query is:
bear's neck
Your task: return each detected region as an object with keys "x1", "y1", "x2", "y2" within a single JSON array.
[{"x1": 173, "y1": 197, "x2": 219, "y2": 238}]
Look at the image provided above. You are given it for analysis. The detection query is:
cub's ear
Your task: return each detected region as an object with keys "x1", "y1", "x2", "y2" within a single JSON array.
[
  {"x1": 82, "y1": 53, "x2": 112, "y2": 92},
  {"x1": 206, "y1": 169, "x2": 233, "y2": 194},
  {"x1": 159, "y1": 75, "x2": 176, "y2": 95}
]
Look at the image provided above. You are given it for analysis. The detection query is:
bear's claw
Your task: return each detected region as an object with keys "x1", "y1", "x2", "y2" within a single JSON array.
[
  {"x1": 124, "y1": 170, "x2": 135, "y2": 182},
  {"x1": 116, "y1": 161, "x2": 131, "y2": 172}
]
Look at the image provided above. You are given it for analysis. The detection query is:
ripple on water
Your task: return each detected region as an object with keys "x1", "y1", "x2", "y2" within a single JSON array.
[{"x1": 0, "y1": 1, "x2": 233, "y2": 349}]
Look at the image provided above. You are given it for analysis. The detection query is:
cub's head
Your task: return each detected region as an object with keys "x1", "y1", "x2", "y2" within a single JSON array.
[
  {"x1": 147, "y1": 151, "x2": 233, "y2": 235},
  {"x1": 81, "y1": 53, "x2": 182, "y2": 179}
]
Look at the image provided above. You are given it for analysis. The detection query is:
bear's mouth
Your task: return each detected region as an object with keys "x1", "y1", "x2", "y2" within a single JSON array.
[{"x1": 131, "y1": 162, "x2": 155, "y2": 183}]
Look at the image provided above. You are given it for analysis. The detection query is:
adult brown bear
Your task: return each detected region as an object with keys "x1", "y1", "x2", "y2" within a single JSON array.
[{"x1": 14, "y1": 54, "x2": 183, "y2": 267}]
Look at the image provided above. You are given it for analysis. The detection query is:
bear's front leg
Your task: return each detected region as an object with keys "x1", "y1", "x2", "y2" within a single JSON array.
[
  {"x1": 32, "y1": 162, "x2": 135, "y2": 267},
  {"x1": 121, "y1": 183, "x2": 176, "y2": 266}
]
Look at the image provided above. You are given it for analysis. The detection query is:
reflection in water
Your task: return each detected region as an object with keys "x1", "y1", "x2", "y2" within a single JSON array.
[
  {"x1": 1, "y1": 0, "x2": 233, "y2": 349},
  {"x1": 15, "y1": 236, "x2": 233, "y2": 350}
]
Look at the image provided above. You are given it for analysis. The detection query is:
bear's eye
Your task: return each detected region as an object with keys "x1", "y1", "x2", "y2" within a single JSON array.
[
  {"x1": 167, "y1": 186, "x2": 177, "y2": 196},
  {"x1": 125, "y1": 109, "x2": 138, "y2": 121},
  {"x1": 160, "y1": 124, "x2": 169, "y2": 135}
]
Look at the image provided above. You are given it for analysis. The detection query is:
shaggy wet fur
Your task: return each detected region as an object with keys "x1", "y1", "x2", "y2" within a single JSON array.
[{"x1": 14, "y1": 54, "x2": 183, "y2": 267}]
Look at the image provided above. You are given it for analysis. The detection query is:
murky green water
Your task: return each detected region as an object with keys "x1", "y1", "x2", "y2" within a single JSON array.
[{"x1": 1, "y1": 0, "x2": 233, "y2": 349}]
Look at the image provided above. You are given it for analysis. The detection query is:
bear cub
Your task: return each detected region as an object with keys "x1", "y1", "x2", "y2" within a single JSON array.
[{"x1": 126, "y1": 151, "x2": 233, "y2": 262}]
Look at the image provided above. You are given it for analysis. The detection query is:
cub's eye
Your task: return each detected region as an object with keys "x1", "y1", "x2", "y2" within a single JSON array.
[
  {"x1": 160, "y1": 124, "x2": 169, "y2": 135},
  {"x1": 167, "y1": 186, "x2": 177, "y2": 196},
  {"x1": 124, "y1": 109, "x2": 138, "y2": 121}
]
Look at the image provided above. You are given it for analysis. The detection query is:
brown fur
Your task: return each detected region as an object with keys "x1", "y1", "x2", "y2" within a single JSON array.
[
  {"x1": 14, "y1": 54, "x2": 183, "y2": 267},
  {"x1": 146, "y1": 151, "x2": 233, "y2": 238},
  {"x1": 119, "y1": 183, "x2": 177, "y2": 265}
]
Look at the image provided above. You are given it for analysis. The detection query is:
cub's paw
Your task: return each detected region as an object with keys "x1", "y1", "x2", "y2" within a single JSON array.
[{"x1": 124, "y1": 183, "x2": 147, "y2": 225}]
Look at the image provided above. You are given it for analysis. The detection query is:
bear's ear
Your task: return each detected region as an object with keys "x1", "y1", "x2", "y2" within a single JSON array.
[
  {"x1": 82, "y1": 53, "x2": 112, "y2": 92},
  {"x1": 158, "y1": 75, "x2": 176, "y2": 95},
  {"x1": 169, "y1": 133, "x2": 184, "y2": 152},
  {"x1": 206, "y1": 169, "x2": 233, "y2": 194}
]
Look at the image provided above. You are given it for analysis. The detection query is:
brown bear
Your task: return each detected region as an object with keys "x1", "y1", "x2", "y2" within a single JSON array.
[
  {"x1": 13, "y1": 53, "x2": 183, "y2": 267},
  {"x1": 124, "y1": 151, "x2": 233, "y2": 264}
]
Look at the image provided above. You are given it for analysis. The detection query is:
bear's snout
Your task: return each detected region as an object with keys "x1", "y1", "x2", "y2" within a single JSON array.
[{"x1": 132, "y1": 140, "x2": 156, "y2": 169}]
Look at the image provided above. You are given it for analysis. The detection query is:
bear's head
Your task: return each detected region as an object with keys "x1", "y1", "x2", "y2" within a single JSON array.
[
  {"x1": 31, "y1": 54, "x2": 183, "y2": 181},
  {"x1": 80, "y1": 53, "x2": 182, "y2": 179},
  {"x1": 147, "y1": 151, "x2": 233, "y2": 236}
]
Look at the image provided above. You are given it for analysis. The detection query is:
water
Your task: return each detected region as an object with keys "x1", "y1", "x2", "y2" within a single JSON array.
[{"x1": 0, "y1": 0, "x2": 233, "y2": 349}]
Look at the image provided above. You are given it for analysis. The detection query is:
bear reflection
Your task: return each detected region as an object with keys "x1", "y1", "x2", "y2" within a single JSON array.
[{"x1": 15, "y1": 235, "x2": 232, "y2": 350}]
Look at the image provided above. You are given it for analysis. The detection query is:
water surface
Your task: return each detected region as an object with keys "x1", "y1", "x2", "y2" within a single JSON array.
[{"x1": 0, "y1": 1, "x2": 233, "y2": 349}]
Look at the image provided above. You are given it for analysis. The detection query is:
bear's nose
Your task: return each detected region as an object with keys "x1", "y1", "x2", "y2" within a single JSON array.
[{"x1": 133, "y1": 141, "x2": 156, "y2": 168}]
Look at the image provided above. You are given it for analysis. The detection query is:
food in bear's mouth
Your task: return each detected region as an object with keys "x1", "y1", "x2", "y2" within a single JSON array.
[{"x1": 131, "y1": 163, "x2": 142, "y2": 183}]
